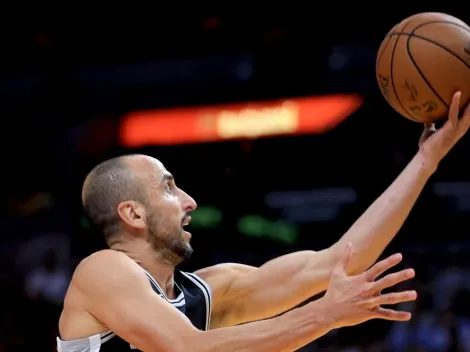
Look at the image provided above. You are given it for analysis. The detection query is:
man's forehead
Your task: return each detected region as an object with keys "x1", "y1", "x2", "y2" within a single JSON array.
[
  {"x1": 148, "y1": 164, "x2": 174, "y2": 187},
  {"x1": 149, "y1": 159, "x2": 170, "y2": 179},
  {"x1": 147, "y1": 157, "x2": 165, "y2": 171},
  {"x1": 133, "y1": 156, "x2": 173, "y2": 182}
]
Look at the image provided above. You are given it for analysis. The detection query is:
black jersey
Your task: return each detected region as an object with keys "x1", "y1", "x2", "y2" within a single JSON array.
[{"x1": 57, "y1": 269, "x2": 212, "y2": 352}]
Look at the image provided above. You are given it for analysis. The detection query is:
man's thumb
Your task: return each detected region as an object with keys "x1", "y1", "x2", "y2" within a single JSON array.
[{"x1": 419, "y1": 123, "x2": 436, "y2": 146}]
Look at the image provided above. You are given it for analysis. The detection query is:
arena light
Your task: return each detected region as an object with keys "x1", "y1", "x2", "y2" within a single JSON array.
[{"x1": 119, "y1": 94, "x2": 363, "y2": 146}]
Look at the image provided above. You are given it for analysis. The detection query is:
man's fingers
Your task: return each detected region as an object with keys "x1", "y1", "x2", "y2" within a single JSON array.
[
  {"x1": 449, "y1": 91, "x2": 461, "y2": 127},
  {"x1": 373, "y1": 307, "x2": 412, "y2": 321},
  {"x1": 364, "y1": 253, "x2": 402, "y2": 281},
  {"x1": 458, "y1": 98, "x2": 470, "y2": 133},
  {"x1": 366, "y1": 290, "x2": 417, "y2": 307},
  {"x1": 333, "y1": 242, "x2": 353, "y2": 274},
  {"x1": 372, "y1": 268, "x2": 415, "y2": 292}
]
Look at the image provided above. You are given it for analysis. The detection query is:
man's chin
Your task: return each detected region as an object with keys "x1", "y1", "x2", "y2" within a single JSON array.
[
  {"x1": 182, "y1": 229, "x2": 192, "y2": 242},
  {"x1": 180, "y1": 244, "x2": 193, "y2": 261},
  {"x1": 178, "y1": 234, "x2": 193, "y2": 259}
]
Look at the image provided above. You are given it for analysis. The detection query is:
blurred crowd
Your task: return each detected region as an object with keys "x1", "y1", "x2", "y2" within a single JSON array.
[
  {"x1": 0, "y1": 248, "x2": 65, "y2": 351},
  {"x1": 2, "y1": 226, "x2": 470, "y2": 352}
]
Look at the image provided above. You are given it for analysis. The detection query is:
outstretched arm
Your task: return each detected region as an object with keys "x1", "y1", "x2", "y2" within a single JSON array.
[
  {"x1": 199, "y1": 93, "x2": 470, "y2": 328},
  {"x1": 337, "y1": 91, "x2": 470, "y2": 274},
  {"x1": 199, "y1": 152, "x2": 429, "y2": 328},
  {"x1": 65, "y1": 247, "x2": 415, "y2": 352}
]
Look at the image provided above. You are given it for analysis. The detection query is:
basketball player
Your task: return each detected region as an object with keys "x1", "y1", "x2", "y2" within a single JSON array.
[{"x1": 58, "y1": 92, "x2": 470, "y2": 352}]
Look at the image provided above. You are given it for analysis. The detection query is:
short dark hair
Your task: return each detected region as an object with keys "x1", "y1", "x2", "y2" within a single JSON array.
[{"x1": 82, "y1": 156, "x2": 143, "y2": 244}]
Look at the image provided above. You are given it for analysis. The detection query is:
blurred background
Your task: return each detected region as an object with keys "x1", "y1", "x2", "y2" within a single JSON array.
[{"x1": 1, "y1": 5, "x2": 470, "y2": 352}]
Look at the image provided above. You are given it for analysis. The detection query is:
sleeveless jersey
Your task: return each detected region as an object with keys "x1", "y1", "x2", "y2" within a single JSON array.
[{"x1": 57, "y1": 269, "x2": 212, "y2": 352}]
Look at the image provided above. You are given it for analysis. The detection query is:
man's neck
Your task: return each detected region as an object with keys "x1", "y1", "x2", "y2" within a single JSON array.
[{"x1": 111, "y1": 240, "x2": 177, "y2": 299}]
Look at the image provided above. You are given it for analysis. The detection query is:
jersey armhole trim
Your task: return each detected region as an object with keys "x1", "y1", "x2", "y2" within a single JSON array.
[{"x1": 180, "y1": 271, "x2": 213, "y2": 330}]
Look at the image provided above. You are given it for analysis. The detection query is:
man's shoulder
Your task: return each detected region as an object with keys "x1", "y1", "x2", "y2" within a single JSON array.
[
  {"x1": 82, "y1": 249, "x2": 129, "y2": 263},
  {"x1": 60, "y1": 251, "x2": 151, "y2": 340},
  {"x1": 74, "y1": 249, "x2": 127, "y2": 272},
  {"x1": 71, "y1": 250, "x2": 146, "y2": 292}
]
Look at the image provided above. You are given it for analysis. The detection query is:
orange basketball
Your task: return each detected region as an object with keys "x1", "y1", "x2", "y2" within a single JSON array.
[{"x1": 376, "y1": 12, "x2": 470, "y2": 123}]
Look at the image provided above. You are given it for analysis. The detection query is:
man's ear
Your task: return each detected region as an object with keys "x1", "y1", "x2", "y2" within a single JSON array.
[{"x1": 117, "y1": 200, "x2": 147, "y2": 229}]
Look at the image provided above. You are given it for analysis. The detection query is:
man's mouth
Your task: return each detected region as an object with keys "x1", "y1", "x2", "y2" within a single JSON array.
[{"x1": 182, "y1": 215, "x2": 192, "y2": 228}]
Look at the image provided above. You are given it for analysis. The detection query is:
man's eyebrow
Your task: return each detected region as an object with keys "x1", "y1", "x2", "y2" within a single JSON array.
[{"x1": 161, "y1": 173, "x2": 174, "y2": 183}]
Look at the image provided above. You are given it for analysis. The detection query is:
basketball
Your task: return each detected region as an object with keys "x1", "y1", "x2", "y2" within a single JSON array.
[{"x1": 376, "y1": 12, "x2": 470, "y2": 123}]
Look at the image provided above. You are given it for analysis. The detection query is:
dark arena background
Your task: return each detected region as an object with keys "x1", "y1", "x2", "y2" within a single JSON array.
[{"x1": 1, "y1": 5, "x2": 470, "y2": 351}]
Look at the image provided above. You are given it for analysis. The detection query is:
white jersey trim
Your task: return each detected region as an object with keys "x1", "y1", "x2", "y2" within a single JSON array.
[
  {"x1": 142, "y1": 268, "x2": 186, "y2": 305},
  {"x1": 57, "y1": 330, "x2": 116, "y2": 351},
  {"x1": 180, "y1": 271, "x2": 213, "y2": 330}
]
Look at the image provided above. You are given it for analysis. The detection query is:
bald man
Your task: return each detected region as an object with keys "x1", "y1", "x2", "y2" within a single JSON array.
[{"x1": 58, "y1": 94, "x2": 470, "y2": 352}]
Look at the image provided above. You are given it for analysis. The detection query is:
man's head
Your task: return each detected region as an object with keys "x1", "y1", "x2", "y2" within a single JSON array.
[{"x1": 82, "y1": 154, "x2": 197, "y2": 265}]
